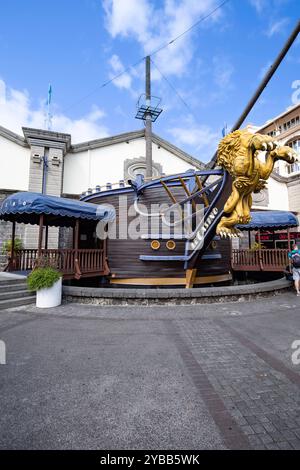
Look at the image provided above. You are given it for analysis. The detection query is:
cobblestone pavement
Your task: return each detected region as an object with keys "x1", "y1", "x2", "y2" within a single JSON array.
[{"x1": 0, "y1": 291, "x2": 299, "y2": 449}]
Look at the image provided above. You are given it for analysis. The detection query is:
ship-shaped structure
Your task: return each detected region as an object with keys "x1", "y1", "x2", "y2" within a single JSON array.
[
  {"x1": 1, "y1": 22, "x2": 299, "y2": 287},
  {"x1": 79, "y1": 23, "x2": 300, "y2": 288}
]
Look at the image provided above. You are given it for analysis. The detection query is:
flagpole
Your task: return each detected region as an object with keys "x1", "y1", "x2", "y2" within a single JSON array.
[{"x1": 46, "y1": 84, "x2": 52, "y2": 131}]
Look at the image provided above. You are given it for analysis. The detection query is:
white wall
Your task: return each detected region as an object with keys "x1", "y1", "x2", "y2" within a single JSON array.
[
  {"x1": 266, "y1": 177, "x2": 289, "y2": 211},
  {"x1": 0, "y1": 136, "x2": 30, "y2": 190},
  {"x1": 63, "y1": 137, "x2": 198, "y2": 195}
]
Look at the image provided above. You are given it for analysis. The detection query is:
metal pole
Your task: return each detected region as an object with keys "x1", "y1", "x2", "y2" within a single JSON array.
[
  {"x1": 10, "y1": 221, "x2": 16, "y2": 269},
  {"x1": 74, "y1": 219, "x2": 80, "y2": 278},
  {"x1": 74, "y1": 219, "x2": 79, "y2": 252},
  {"x1": 207, "y1": 19, "x2": 300, "y2": 168},
  {"x1": 257, "y1": 229, "x2": 263, "y2": 271},
  {"x1": 38, "y1": 214, "x2": 44, "y2": 257},
  {"x1": 45, "y1": 224, "x2": 48, "y2": 250},
  {"x1": 42, "y1": 150, "x2": 48, "y2": 195},
  {"x1": 145, "y1": 56, "x2": 153, "y2": 178},
  {"x1": 287, "y1": 227, "x2": 291, "y2": 251}
]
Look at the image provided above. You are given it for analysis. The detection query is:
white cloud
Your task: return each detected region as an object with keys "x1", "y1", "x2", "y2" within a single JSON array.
[
  {"x1": 103, "y1": 0, "x2": 152, "y2": 42},
  {"x1": 213, "y1": 56, "x2": 234, "y2": 89},
  {"x1": 249, "y1": 0, "x2": 267, "y2": 13},
  {"x1": 103, "y1": 0, "x2": 224, "y2": 81},
  {"x1": 0, "y1": 78, "x2": 109, "y2": 143},
  {"x1": 168, "y1": 117, "x2": 220, "y2": 161},
  {"x1": 108, "y1": 54, "x2": 132, "y2": 90},
  {"x1": 266, "y1": 17, "x2": 289, "y2": 37}
]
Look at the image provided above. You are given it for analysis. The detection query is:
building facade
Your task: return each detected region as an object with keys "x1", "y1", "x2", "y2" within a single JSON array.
[
  {"x1": 250, "y1": 103, "x2": 300, "y2": 217},
  {"x1": 1, "y1": 102, "x2": 299, "y2": 267},
  {"x1": 0, "y1": 125, "x2": 203, "y2": 266}
]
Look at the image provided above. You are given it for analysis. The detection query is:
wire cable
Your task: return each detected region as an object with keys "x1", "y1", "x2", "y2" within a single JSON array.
[
  {"x1": 150, "y1": 58, "x2": 197, "y2": 119},
  {"x1": 148, "y1": 0, "x2": 230, "y2": 58},
  {"x1": 63, "y1": 0, "x2": 231, "y2": 112}
]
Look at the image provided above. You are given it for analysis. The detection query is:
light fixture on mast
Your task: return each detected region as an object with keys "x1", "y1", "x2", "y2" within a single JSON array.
[{"x1": 135, "y1": 56, "x2": 163, "y2": 178}]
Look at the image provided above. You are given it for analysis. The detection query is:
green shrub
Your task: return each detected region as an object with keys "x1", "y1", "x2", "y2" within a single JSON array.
[
  {"x1": 2, "y1": 238, "x2": 23, "y2": 254},
  {"x1": 27, "y1": 267, "x2": 61, "y2": 292},
  {"x1": 250, "y1": 242, "x2": 264, "y2": 251}
]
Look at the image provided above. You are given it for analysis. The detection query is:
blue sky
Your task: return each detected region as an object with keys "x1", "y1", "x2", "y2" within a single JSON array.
[{"x1": 0, "y1": 0, "x2": 299, "y2": 162}]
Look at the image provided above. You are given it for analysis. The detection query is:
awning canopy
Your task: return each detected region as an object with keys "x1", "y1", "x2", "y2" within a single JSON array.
[
  {"x1": 0, "y1": 192, "x2": 115, "y2": 227},
  {"x1": 237, "y1": 210, "x2": 299, "y2": 231}
]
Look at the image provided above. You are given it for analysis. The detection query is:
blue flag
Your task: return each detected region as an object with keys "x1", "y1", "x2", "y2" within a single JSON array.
[
  {"x1": 222, "y1": 123, "x2": 228, "y2": 137},
  {"x1": 47, "y1": 84, "x2": 52, "y2": 106}
]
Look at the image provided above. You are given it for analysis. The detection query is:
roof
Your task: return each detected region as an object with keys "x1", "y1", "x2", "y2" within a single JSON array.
[
  {"x1": 0, "y1": 125, "x2": 204, "y2": 169},
  {"x1": 237, "y1": 211, "x2": 299, "y2": 231},
  {"x1": 0, "y1": 125, "x2": 28, "y2": 147},
  {"x1": 70, "y1": 129, "x2": 204, "y2": 169},
  {"x1": 258, "y1": 102, "x2": 300, "y2": 131},
  {"x1": 0, "y1": 192, "x2": 115, "y2": 227}
]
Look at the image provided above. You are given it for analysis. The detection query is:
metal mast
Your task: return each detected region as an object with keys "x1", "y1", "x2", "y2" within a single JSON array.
[
  {"x1": 44, "y1": 84, "x2": 52, "y2": 131},
  {"x1": 145, "y1": 56, "x2": 152, "y2": 178},
  {"x1": 135, "y1": 57, "x2": 162, "y2": 179},
  {"x1": 207, "y1": 19, "x2": 300, "y2": 169}
]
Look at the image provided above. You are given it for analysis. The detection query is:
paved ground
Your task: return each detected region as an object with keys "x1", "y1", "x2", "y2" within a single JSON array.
[
  {"x1": 0, "y1": 291, "x2": 300, "y2": 450},
  {"x1": 0, "y1": 272, "x2": 26, "y2": 280}
]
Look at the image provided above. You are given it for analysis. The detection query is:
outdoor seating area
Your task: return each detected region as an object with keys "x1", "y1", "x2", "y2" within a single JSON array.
[
  {"x1": 231, "y1": 248, "x2": 290, "y2": 272},
  {"x1": 232, "y1": 210, "x2": 299, "y2": 272},
  {"x1": 0, "y1": 192, "x2": 115, "y2": 280}
]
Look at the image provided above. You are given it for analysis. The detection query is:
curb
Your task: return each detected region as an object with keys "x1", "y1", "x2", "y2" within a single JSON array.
[{"x1": 63, "y1": 278, "x2": 292, "y2": 306}]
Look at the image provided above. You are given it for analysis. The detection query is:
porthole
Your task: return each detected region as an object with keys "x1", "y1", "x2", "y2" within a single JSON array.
[
  {"x1": 211, "y1": 240, "x2": 217, "y2": 250},
  {"x1": 151, "y1": 240, "x2": 161, "y2": 250},
  {"x1": 166, "y1": 240, "x2": 176, "y2": 250}
]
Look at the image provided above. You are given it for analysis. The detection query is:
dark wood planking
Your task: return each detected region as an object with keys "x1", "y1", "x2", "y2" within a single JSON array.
[
  {"x1": 188, "y1": 173, "x2": 233, "y2": 269},
  {"x1": 90, "y1": 181, "x2": 231, "y2": 279}
]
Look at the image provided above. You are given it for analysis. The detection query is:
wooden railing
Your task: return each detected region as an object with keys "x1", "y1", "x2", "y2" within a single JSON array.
[
  {"x1": 232, "y1": 248, "x2": 289, "y2": 272},
  {"x1": 10, "y1": 248, "x2": 109, "y2": 279}
]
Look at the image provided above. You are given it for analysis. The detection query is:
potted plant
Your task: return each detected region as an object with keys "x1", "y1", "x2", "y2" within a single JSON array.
[
  {"x1": 250, "y1": 242, "x2": 264, "y2": 251},
  {"x1": 27, "y1": 267, "x2": 62, "y2": 308}
]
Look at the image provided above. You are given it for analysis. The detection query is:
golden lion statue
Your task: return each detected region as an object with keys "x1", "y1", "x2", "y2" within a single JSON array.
[{"x1": 216, "y1": 129, "x2": 297, "y2": 237}]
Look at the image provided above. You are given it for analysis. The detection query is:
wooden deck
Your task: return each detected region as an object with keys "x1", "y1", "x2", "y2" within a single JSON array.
[
  {"x1": 231, "y1": 248, "x2": 289, "y2": 272},
  {"x1": 7, "y1": 248, "x2": 109, "y2": 280}
]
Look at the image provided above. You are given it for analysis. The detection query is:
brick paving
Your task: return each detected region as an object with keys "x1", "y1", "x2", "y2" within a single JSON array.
[
  {"x1": 0, "y1": 291, "x2": 300, "y2": 449},
  {"x1": 175, "y1": 315, "x2": 300, "y2": 449}
]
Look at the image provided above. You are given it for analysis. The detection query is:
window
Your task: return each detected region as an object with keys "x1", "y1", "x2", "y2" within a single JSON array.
[
  {"x1": 282, "y1": 116, "x2": 299, "y2": 133},
  {"x1": 288, "y1": 139, "x2": 300, "y2": 153},
  {"x1": 287, "y1": 162, "x2": 300, "y2": 174},
  {"x1": 124, "y1": 157, "x2": 163, "y2": 182}
]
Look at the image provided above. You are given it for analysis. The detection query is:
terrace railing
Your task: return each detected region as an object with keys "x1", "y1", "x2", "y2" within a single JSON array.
[
  {"x1": 9, "y1": 248, "x2": 109, "y2": 279},
  {"x1": 232, "y1": 248, "x2": 289, "y2": 272}
]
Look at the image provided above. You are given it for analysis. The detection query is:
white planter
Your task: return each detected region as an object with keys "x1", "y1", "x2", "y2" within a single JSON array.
[{"x1": 36, "y1": 278, "x2": 62, "y2": 308}]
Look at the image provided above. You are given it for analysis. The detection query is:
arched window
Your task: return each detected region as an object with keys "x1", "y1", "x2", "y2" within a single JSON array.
[{"x1": 124, "y1": 157, "x2": 162, "y2": 181}]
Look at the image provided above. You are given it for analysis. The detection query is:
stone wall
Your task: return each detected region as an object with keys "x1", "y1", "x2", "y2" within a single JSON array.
[
  {"x1": 24, "y1": 145, "x2": 65, "y2": 249},
  {"x1": 0, "y1": 190, "x2": 26, "y2": 269},
  {"x1": 59, "y1": 226, "x2": 73, "y2": 250}
]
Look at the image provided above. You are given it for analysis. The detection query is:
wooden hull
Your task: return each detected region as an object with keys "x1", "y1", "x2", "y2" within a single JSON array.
[{"x1": 83, "y1": 173, "x2": 233, "y2": 286}]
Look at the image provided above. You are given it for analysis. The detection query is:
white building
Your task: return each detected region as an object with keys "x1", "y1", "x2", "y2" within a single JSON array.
[
  {"x1": 248, "y1": 103, "x2": 300, "y2": 216},
  {"x1": 0, "y1": 125, "x2": 203, "y2": 264},
  {"x1": 1, "y1": 102, "x2": 300, "y2": 265}
]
